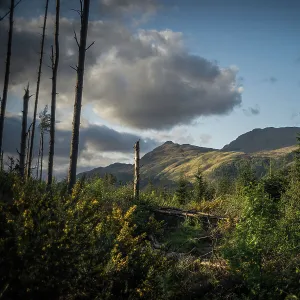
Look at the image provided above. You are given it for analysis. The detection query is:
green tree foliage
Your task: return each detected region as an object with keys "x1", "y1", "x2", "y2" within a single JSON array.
[
  {"x1": 0, "y1": 175, "x2": 177, "y2": 300},
  {"x1": 2, "y1": 136, "x2": 300, "y2": 299},
  {"x1": 261, "y1": 172, "x2": 288, "y2": 201},
  {"x1": 215, "y1": 175, "x2": 233, "y2": 196},
  {"x1": 103, "y1": 173, "x2": 117, "y2": 186},
  {"x1": 222, "y1": 167, "x2": 300, "y2": 298},
  {"x1": 175, "y1": 174, "x2": 190, "y2": 205},
  {"x1": 194, "y1": 168, "x2": 206, "y2": 201},
  {"x1": 236, "y1": 159, "x2": 257, "y2": 188}
]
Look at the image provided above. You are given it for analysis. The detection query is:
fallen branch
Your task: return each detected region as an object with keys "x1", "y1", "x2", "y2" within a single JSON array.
[{"x1": 153, "y1": 207, "x2": 227, "y2": 221}]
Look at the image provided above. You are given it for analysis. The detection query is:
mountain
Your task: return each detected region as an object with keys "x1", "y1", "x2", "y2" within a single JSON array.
[
  {"x1": 81, "y1": 163, "x2": 133, "y2": 183},
  {"x1": 78, "y1": 142, "x2": 218, "y2": 186},
  {"x1": 140, "y1": 141, "x2": 216, "y2": 178},
  {"x1": 79, "y1": 127, "x2": 300, "y2": 186},
  {"x1": 222, "y1": 127, "x2": 300, "y2": 153}
]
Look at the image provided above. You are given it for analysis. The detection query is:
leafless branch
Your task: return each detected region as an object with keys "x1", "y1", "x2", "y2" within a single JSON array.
[
  {"x1": 0, "y1": 0, "x2": 23, "y2": 22},
  {"x1": 70, "y1": 65, "x2": 78, "y2": 71},
  {"x1": 85, "y1": 41, "x2": 95, "y2": 51},
  {"x1": 74, "y1": 30, "x2": 80, "y2": 48},
  {"x1": 71, "y1": 8, "x2": 81, "y2": 18}
]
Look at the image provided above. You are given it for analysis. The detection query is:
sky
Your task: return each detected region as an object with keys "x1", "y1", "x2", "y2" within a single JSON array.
[{"x1": 0, "y1": 0, "x2": 299, "y2": 177}]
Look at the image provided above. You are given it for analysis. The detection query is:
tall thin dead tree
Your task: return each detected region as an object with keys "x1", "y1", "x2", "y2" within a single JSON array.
[
  {"x1": 0, "y1": 151, "x2": 3, "y2": 172},
  {"x1": 134, "y1": 140, "x2": 140, "y2": 200},
  {"x1": 47, "y1": 0, "x2": 60, "y2": 187},
  {"x1": 27, "y1": 0, "x2": 50, "y2": 179},
  {"x1": 67, "y1": 0, "x2": 92, "y2": 193},
  {"x1": 19, "y1": 84, "x2": 30, "y2": 178},
  {"x1": 0, "y1": 0, "x2": 22, "y2": 22},
  {"x1": 0, "y1": 0, "x2": 15, "y2": 156},
  {"x1": 25, "y1": 124, "x2": 32, "y2": 174},
  {"x1": 36, "y1": 136, "x2": 41, "y2": 179},
  {"x1": 37, "y1": 106, "x2": 50, "y2": 181}
]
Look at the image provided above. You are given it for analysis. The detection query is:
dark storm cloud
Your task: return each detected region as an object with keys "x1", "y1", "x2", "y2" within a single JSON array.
[
  {"x1": 0, "y1": 11, "x2": 242, "y2": 131},
  {"x1": 2, "y1": 114, "x2": 158, "y2": 159},
  {"x1": 80, "y1": 124, "x2": 158, "y2": 152}
]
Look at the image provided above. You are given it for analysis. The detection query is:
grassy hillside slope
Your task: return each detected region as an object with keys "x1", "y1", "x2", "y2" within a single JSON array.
[{"x1": 79, "y1": 142, "x2": 298, "y2": 186}]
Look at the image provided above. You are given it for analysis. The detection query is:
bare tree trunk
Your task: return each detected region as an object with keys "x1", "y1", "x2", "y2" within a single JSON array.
[
  {"x1": 25, "y1": 124, "x2": 32, "y2": 177},
  {"x1": 19, "y1": 85, "x2": 30, "y2": 178},
  {"x1": 67, "y1": 0, "x2": 91, "y2": 193},
  {"x1": 0, "y1": 151, "x2": 3, "y2": 172},
  {"x1": 0, "y1": 0, "x2": 15, "y2": 155},
  {"x1": 27, "y1": 0, "x2": 49, "y2": 179},
  {"x1": 36, "y1": 130, "x2": 41, "y2": 179},
  {"x1": 0, "y1": 0, "x2": 22, "y2": 22},
  {"x1": 40, "y1": 132, "x2": 44, "y2": 182},
  {"x1": 47, "y1": 0, "x2": 60, "y2": 187},
  {"x1": 134, "y1": 140, "x2": 140, "y2": 200}
]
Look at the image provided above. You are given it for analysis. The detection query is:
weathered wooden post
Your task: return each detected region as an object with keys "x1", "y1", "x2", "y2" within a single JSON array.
[
  {"x1": 134, "y1": 140, "x2": 140, "y2": 200},
  {"x1": 19, "y1": 85, "x2": 30, "y2": 178}
]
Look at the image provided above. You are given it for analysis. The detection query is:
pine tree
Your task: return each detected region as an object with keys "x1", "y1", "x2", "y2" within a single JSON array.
[
  {"x1": 194, "y1": 168, "x2": 206, "y2": 201},
  {"x1": 175, "y1": 174, "x2": 189, "y2": 205}
]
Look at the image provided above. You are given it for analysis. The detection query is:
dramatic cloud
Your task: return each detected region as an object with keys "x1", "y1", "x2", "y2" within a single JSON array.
[
  {"x1": 3, "y1": 115, "x2": 158, "y2": 156},
  {"x1": 88, "y1": 29, "x2": 242, "y2": 130},
  {"x1": 0, "y1": 15, "x2": 242, "y2": 131},
  {"x1": 2, "y1": 114, "x2": 158, "y2": 177},
  {"x1": 243, "y1": 106, "x2": 260, "y2": 116}
]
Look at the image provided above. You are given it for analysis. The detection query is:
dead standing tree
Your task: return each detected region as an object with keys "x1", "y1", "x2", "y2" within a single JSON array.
[
  {"x1": 0, "y1": 151, "x2": 3, "y2": 172},
  {"x1": 19, "y1": 84, "x2": 31, "y2": 178},
  {"x1": 134, "y1": 140, "x2": 140, "y2": 200},
  {"x1": 0, "y1": 0, "x2": 15, "y2": 156},
  {"x1": 67, "y1": 0, "x2": 93, "y2": 193},
  {"x1": 25, "y1": 122, "x2": 33, "y2": 177},
  {"x1": 27, "y1": 0, "x2": 50, "y2": 178},
  {"x1": 48, "y1": 0, "x2": 60, "y2": 187},
  {"x1": 0, "y1": 0, "x2": 22, "y2": 22},
  {"x1": 37, "y1": 106, "x2": 50, "y2": 181}
]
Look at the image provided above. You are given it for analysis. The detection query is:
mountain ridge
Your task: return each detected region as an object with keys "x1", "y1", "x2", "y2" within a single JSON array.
[{"x1": 78, "y1": 127, "x2": 300, "y2": 185}]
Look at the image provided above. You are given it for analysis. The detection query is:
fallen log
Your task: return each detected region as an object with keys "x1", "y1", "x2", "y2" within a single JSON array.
[{"x1": 153, "y1": 207, "x2": 227, "y2": 221}]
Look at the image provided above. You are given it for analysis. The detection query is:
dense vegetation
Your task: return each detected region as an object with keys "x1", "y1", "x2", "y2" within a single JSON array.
[
  {"x1": 1, "y1": 140, "x2": 300, "y2": 299},
  {"x1": 1, "y1": 0, "x2": 298, "y2": 299}
]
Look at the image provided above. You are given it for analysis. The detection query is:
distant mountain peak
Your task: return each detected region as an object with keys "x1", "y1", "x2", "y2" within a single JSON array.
[
  {"x1": 222, "y1": 127, "x2": 300, "y2": 153},
  {"x1": 78, "y1": 126, "x2": 298, "y2": 186},
  {"x1": 163, "y1": 141, "x2": 174, "y2": 145}
]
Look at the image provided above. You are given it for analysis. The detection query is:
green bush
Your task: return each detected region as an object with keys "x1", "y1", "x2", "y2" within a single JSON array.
[
  {"x1": 221, "y1": 182, "x2": 300, "y2": 299},
  {"x1": 0, "y1": 175, "x2": 177, "y2": 299}
]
